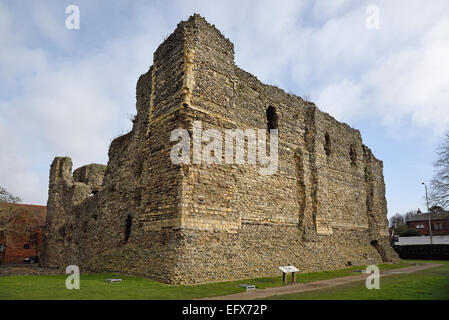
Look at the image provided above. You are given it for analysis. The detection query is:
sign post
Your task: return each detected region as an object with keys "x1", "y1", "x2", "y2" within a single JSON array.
[{"x1": 278, "y1": 265, "x2": 299, "y2": 284}]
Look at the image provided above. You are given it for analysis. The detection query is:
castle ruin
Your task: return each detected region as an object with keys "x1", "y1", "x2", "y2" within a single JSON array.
[{"x1": 40, "y1": 14, "x2": 399, "y2": 284}]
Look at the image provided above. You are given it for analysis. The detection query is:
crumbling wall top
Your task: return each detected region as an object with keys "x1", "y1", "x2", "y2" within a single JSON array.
[{"x1": 73, "y1": 163, "x2": 107, "y2": 192}]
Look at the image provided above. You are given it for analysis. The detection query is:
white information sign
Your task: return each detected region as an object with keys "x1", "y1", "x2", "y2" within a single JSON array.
[{"x1": 278, "y1": 265, "x2": 299, "y2": 273}]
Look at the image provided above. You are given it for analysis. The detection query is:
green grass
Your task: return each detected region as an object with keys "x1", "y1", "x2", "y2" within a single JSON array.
[
  {"x1": 266, "y1": 260, "x2": 449, "y2": 300},
  {"x1": 0, "y1": 262, "x2": 409, "y2": 300}
]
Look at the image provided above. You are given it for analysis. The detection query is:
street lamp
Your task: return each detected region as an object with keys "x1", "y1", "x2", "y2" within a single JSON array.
[{"x1": 421, "y1": 182, "x2": 433, "y2": 244}]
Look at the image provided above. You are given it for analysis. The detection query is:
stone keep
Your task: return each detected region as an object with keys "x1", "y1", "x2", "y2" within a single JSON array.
[{"x1": 40, "y1": 14, "x2": 399, "y2": 284}]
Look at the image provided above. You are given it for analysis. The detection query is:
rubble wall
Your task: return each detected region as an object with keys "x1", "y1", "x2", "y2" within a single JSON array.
[{"x1": 41, "y1": 14, "x2": 398, "y2": 284}]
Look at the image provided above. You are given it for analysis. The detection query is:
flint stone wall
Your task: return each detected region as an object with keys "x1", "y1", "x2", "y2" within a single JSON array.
[{"x1": 41, "y1": 14, "x2": 399, "y2": 284}]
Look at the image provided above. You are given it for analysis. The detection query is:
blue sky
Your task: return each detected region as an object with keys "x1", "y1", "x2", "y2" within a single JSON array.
[{"x1": 1, "y1": 0, "x2": 448, "y2": 218}]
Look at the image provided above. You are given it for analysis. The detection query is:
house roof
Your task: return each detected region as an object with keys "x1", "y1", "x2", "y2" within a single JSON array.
[
  {"x1": 0, "y1": 202, "x2": 46, "y2": 226},
  {"x1": 406, "y1": 211, "x2": 449, "y2": 222}
]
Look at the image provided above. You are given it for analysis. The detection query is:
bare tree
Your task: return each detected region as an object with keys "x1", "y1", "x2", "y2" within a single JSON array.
[
  {"x1": 404, "y1": 209, "x2": 418, "y2": 221},
  {"x1": 0, "y1": 187, "x2": 32, "y2": 236},
  {"x1": 0, "y1": 186, "x2": 22, "y2": 204},
  {"x1": 429, "y1": 132, "x2": 449, "y2": 209},
  {"x1": 0, "y1": 188, "x2": 39, "y2": 263},
  {"x1": 389, "y1": 209, "x2": 419, "y2": 235},
  {"x1": 389, "y1": 213, "x2": 405, "y2": 227},
  {"x1": 302, "y1": 94, "x2": 312, "y2": 102}
]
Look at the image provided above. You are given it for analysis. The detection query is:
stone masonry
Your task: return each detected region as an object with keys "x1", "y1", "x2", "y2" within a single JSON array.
[{"x1": 40, "y1": 14, "x2": 399, "y2": 284}]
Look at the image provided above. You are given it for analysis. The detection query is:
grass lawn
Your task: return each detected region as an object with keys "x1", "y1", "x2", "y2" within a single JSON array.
[
  {"x1": 0, "y1": 262, "x2": 409, "y2": 300},
  {"x1": 266, "y1": 260, "x2": 449, "y2": 300}
]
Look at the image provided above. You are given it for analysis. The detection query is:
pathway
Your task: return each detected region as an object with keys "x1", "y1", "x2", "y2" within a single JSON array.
[{"x1": 204, "y1": 263, "x2": 442, "y2": 300}]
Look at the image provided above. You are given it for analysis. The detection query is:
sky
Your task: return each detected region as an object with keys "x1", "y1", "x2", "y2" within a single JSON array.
[{"x1": 0, "y1": 0, "x2": 448, "y2": 218}]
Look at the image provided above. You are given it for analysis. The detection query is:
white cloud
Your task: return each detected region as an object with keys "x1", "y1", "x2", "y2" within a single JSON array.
[
  {"x1": 0, "y1": 3, "x2": 47, "y2": 82},
  {"x1": 315, "y1": 16, "x2": 449, "y2": 136},
  {"x1": 316, "y1": 79, "x2": 363, "y2": 121},
  {"x1": 0, "y1": 118, "x2": 44, "y2": 204},
  {"x1": 0, "y1": 2, "x2": 166, "y2": 204},
  {"x1": 279, "y1": 1, "x2": 449, "y2": 138},
  {"x1": 1, "y1": 0, "x2": 449, "y2": 206},
  {"x1": 369, "y1": 18, "x2": 449, "y2": 135}
]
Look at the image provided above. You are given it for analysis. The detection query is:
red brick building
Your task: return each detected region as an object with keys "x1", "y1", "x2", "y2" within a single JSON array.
[
  {"x1": 406, "y1": 210, "x2": 449, "y2": 236},
  {"x1": 0, "y1": 203, "x2": 46, "y2": 264}
]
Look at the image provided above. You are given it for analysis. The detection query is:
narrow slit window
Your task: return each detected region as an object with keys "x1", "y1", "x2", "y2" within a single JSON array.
[
  {"x1": 125, "y1": 214, "x2": 132, "y2": 243},
  {"x1": 350, "y1": 145, "x2": 357, "y2": 166},
  {"x1": 266, "y1": 106, "x2": 278, "y2": 130},
  {"x1": 324, "y1": 132, "x2": 331, "y2": 157}
]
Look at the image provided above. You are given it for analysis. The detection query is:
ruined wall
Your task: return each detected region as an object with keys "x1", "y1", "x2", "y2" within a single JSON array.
[
  {"x1": 42, "y1": 14, "x2": 398, "y2": 284},
  {"x1": 41, "y1": 19, "x2": 195, "y2": 282},
  {"x1": 167, "y1": 15, "x2": 398, "y2": 284}
]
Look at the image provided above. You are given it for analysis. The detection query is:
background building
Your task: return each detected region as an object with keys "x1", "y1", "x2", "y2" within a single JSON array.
[
  {"x1": 0, "y1": 203, "x2": 46, "y2": 264},
  {"x1": 406, "y1": 210, "x2": 449, "y2": 236}
]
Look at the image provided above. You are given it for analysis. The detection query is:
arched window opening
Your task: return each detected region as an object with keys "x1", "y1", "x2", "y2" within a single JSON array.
[
  {"x1": 266, "y1": 106, "x2": 278, "y2": 130},
  {"x1": 324, "y1": 132, "x2": 331, "y2": 157},
  {"x1": 125, "y1": 214, "x2": 132, "y2": 243}
]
